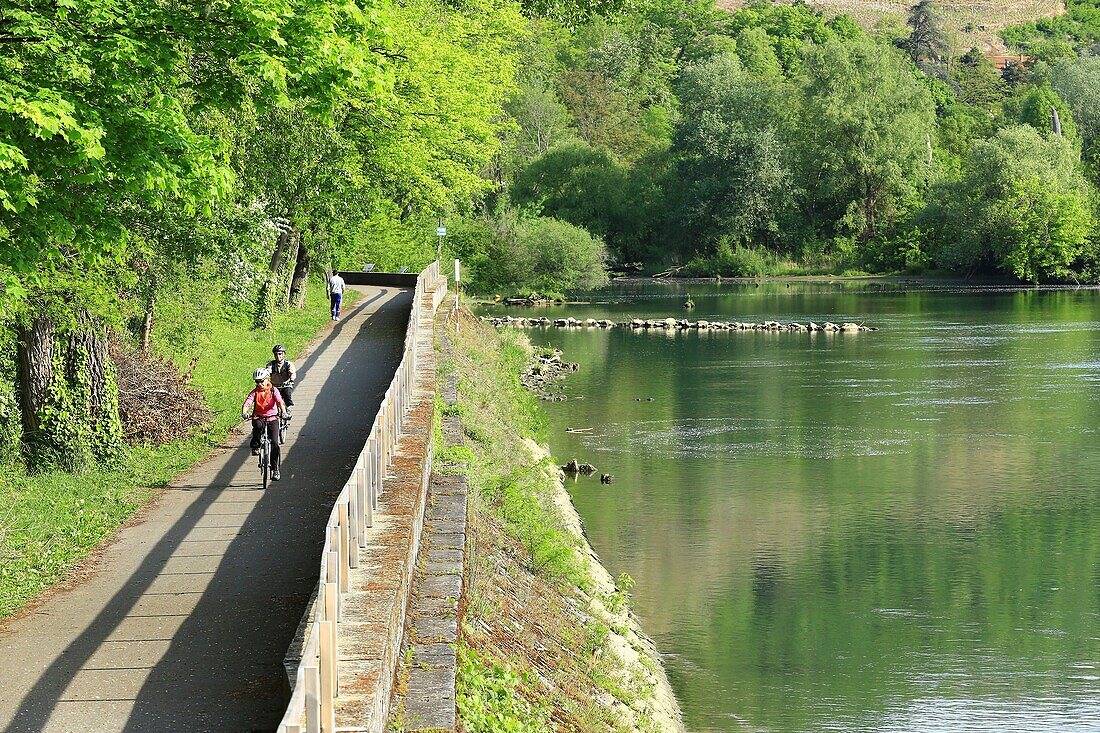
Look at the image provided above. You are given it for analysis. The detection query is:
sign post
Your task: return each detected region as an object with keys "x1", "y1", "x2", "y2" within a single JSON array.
[{"x1": 436, "y1": 220, "x2": 446, "y2": 261}]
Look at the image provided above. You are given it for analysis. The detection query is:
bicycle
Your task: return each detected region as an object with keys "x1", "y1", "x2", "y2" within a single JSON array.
[
  {"x1": 258, "y1": 421, "x2": 273, "y2": 489},
  {"x1": 278, "y1": 413, "x2": 289, "y2": 445}
]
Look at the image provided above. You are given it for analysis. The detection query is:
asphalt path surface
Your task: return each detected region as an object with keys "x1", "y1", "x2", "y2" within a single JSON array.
[{"x1": 0, "y1": 285, "x2": 411, "y2": 733}]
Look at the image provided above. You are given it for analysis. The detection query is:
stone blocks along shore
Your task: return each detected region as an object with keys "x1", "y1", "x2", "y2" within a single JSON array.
[{"x1": 480, "y1": 316, "x2": 877, "y2": 333}]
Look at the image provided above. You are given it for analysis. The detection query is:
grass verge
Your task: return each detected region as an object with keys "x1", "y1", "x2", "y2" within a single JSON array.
[
  {"x1": 0, "y1": 282, "x2": 358, "y2": 620},
  {"x1": 433, "y1": 307, "x2": 682, "y2": 733}
]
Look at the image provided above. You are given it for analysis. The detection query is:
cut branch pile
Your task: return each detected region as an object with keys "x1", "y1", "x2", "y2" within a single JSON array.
[{"x1": 111, "y1": 336, "x2": 212, "y2": 445}]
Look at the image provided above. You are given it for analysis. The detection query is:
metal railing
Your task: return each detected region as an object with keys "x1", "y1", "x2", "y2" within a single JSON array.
[{"x1": 277, "y1": 260, "x2": 445, "y2": 733}]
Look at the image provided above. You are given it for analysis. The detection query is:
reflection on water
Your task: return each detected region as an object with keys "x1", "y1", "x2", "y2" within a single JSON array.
[{"x1": 485, "y1": 282, "x2": 1100, "y2": 732}]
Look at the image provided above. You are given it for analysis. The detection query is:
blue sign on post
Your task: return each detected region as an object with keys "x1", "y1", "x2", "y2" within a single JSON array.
[{"x1": 436, "y1": 226, "x2": 447, "y2": 237}]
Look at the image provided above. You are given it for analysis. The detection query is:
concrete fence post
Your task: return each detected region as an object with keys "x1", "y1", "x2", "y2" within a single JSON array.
[
  {"x1": 338, "y1": 502, "x2": 352, "y2": 579},
  {"x1": 305, "y1": 663, "x2": 320, "y2": 733},
  {"x1": 319, "y1": 619, "x2": 336, "y2": 733},
  {"x1": 382, "y1": 401, "x2": 390, "y2": 469},
  {"x1": 325, "y1": 547, "x2": 341, "y2": 622},
  {"x1": 323, "y1": 582, "x2": 339, "y2": 692},
  {"x1": 356, "y1": 466, "x2": 370, "y2": 535},
  {"x1": 346, "y1": 483, "x2": 360, "y2": 566},
  {"x1": 374, "y1": 437, "x2": 382, "y2": 503}
]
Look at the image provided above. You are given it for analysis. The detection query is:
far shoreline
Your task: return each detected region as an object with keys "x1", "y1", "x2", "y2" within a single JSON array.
[{"x1": 472, "y1": 275, "x2": 1100, "y2": 307}]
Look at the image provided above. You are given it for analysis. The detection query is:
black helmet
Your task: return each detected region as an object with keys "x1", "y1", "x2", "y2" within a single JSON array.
[{"x1": 273, "y1": 344, "x2": 286, "y2": 355}]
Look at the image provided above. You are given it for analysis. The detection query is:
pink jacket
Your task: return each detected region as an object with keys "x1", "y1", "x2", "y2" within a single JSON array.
[{"x1": 242, "y1": 386, "x2": 286, "y2": 422}]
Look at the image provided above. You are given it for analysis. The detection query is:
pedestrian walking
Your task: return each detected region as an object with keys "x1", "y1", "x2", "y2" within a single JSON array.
[{"x1": 328, "y1": 272, "x2": 345, "y2": 321}]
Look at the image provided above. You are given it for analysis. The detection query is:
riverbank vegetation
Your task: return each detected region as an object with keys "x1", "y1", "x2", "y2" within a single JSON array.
[{"x1": 435, "y1": 307, "x2": 683, "y2": 732}]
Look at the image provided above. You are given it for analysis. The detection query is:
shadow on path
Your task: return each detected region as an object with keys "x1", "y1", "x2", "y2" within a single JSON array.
[{"x1": 2, "y1": 287, "x2": 411, "y2": 733}]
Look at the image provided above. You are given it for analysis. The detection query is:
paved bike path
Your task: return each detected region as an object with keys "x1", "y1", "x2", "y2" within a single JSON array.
[{"x1": 0, "y1": 285, "x2": 412, "y2": 733}]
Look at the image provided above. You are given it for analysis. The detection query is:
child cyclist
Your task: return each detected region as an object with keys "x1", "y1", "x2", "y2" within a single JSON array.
[{"x1": 242, "y1": 367, "x2": 288, "y2": 481}]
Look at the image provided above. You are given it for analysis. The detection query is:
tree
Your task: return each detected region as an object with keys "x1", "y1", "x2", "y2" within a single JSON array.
[
  {"x1": 1, "y1": 0, "x2": 390, "y2": 468},
  {"x1": 558, "y1": 69, "x2": 649, "y2": 157},
  {"x1": 507, "y1": 80, "x2": 577, "y2": 163},
  {"x1": 724, "y1": 3, "x2": 862, "y2": 74},
  {"x1": 512, "y1": 143, "x2": 629, "y2": 243},
  {"x1": 797, "y1": 39, "x2": 936, "y2": 244},
  {"x1": 1007, "y1": 84, "x2": 1078, "y2": 140},
  {"x1": 929, "y1": 126, "x2": 1096, "y2": 282},
  {"x1": 951, "y1": 47, "x2": 1009, "y2": 108},
  {"x1": 671, "y1": 54, "x2": 796, "y2": 253},
  {"x1": 899, "y1": 0, "x2": 950, "y2": 70},
  {"x1": 0, "y1": 0, "x2": 387, "y2": 283},
  {"x1": 352, "y1": 0, "x2": 523, "y2": 217},
  {"x1": 1050, "y1": 56, "x2": 1100, "y2": 176},
  {"x1": 446, "y1": 210, "x2": 609, "y2": 294}
]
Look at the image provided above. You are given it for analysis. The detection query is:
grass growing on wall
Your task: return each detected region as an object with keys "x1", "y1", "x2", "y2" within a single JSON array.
[
  {"x1": 434, "y1": 308, "x2": 666, "y2": 733},
  {"x1": 0, "y1": 283, "x2": 353, "y2": 619}
]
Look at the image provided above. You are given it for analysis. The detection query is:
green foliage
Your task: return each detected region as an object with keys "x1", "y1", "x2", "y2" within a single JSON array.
[
  {"x1": 1006, "y1": 84, "x2": 1078, "y2": 140},
  {"x1": 951, "y1": 49, "x2": 1010, "y2": 108},
  {"x1": 0, "y1": 0, "x2": 387, "y2": 284},
  {"x1": 602, "y1": 572, "x2": 635, "y2": 614},
  {"x1": 1050, "y1": 56, "x2": 1100, "y2": 177},
  {"x1": 511, "y1": 142, "x2": 630, "y2": 243},
  {"x1": 928, "y1": 126, "x2": 1097, "y2": 282},
  {"x1": 447, "y1": 208, "x2": 609, "y2": 295},
  {"x1": 1002, "y1": 0, "x2": 1100, "y2": 53},
  {"x1": 358, "y1": 0, "x2": 524, "y2": 214},
  {"x1": 684, "y1": 239, "x2": 773, "y2": 277},
  {"x1": 797, "y1": 38, "x2": 936, "y2": 244},
  {"x1": 456, "y1": 645, "x2": 549, "y2": 733},
  {"x1": 860, "y1": 227, "x2": 931, "y2": 273},
  {"x1": 333, "y1": 209, "x2": 437, "y2": 275},
  {"x1": 725, "y1": 2, "x2": 863, "y2": 73},
  {"x1": 672, "y1": 53, "x2": 795, "y2": 251}
]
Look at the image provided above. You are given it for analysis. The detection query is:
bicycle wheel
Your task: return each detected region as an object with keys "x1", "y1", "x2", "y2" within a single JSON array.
[
  {"x1": 279, "y1": 418, "x2": 287, "y2": 445},
  {"x1": 261, "y1": 438, "x2": 270, "y2": 490}
]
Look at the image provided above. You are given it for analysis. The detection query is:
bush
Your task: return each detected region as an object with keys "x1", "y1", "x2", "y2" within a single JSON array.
[
  {"x1": 683, "y1": 238, "x2": 773, "y2": 277},
  {"x1": 447, "y1": 209, "x2": 609, "y2": 295},
  {"x1": 860, "y1": 228, "x2": 931, "y2": 273}
]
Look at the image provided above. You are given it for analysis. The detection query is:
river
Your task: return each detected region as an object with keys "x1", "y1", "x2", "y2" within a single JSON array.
[{"x1": 481, "y1": 280, "x2": 1100, "y2": 733}]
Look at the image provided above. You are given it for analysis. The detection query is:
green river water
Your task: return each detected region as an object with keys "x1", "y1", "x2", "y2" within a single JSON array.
[{"x1": 481, "y1": 280, "x2": 1100, "y2": 733}]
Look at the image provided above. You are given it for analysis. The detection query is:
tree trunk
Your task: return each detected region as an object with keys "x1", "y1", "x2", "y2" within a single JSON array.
[
  {"x1": 16, "y1": 310, "x2": 123, "y2": 470},
  {"x1": 255, "y1": 226, "x2": 291, "y2": 330},
  {"x1": 269, "y1": 226, "x2": 290, "y2": 274},
  {"x1": 16, "y1": 316, "x2": 55, "y2": 439},
  {"x1": 67, "y1": 310, "x2": 112, "y2": 432},
  {"x1": 141, "y1": 278, "x2": 156, "y2": 353},
  {"x1": 289, "y1": 237, "x2": 311, "y2": 309},
  {"x1": 278, "y1": 228, "x2": 300, "y2": 309}
]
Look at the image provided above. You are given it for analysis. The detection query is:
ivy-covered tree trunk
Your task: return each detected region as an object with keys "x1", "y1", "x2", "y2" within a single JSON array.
[
  {"x1": 16, "y1": 310, "x2": 124, "y2": 471},
  {"x1": 16, "y1": 316, "x2": 55, "y2": 440},
  {"x1": 255, "y1": 226, "x2": 291, "y2": 330},
  {"x1": 289, "y1": 237, "x2": 311, "y2": 309},
  {"x1": 278, "y1": 229, "x2": 300, "y2": 309}
]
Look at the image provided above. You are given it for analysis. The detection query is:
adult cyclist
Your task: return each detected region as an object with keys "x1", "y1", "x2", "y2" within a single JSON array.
[
  {"x1": 267, "y1": 344, "x2": 297, "y2": 417},
  {"x1": 242, "y1": 367, "x2": 288, "y2": 481}
]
